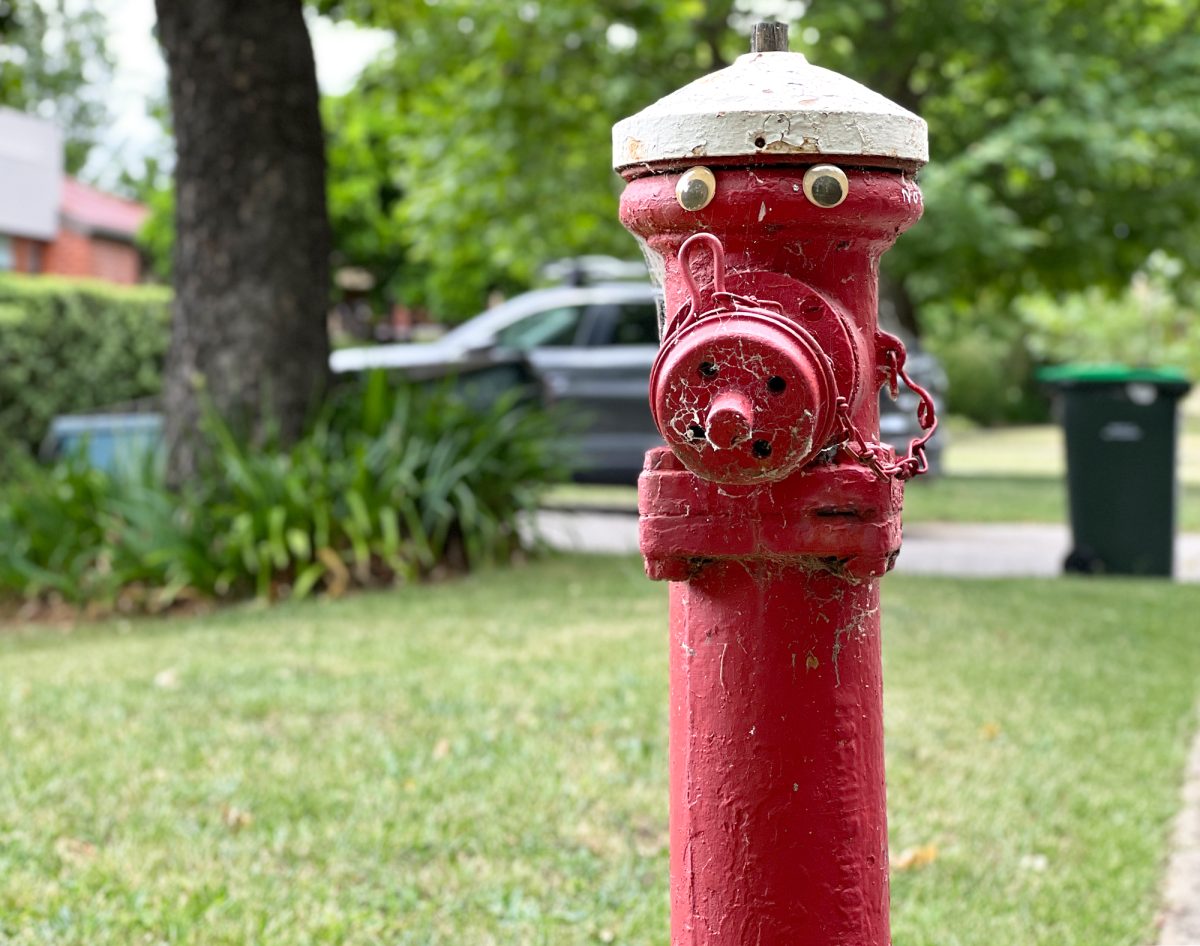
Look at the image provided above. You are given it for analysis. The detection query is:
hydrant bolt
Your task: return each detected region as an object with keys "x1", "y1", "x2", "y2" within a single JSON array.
[{"x1": 704, "y1": 390, "x2": 754, "y2": 449}]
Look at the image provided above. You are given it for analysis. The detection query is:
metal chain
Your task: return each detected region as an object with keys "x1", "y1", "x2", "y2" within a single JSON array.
[{"x1": 835, "y1": 345, "x2": 939, "y2": 481}]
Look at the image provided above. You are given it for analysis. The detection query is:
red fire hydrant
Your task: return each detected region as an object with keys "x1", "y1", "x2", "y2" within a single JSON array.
[{"x1": 614, "y1": 23, "x2": 935, "y2": 946}]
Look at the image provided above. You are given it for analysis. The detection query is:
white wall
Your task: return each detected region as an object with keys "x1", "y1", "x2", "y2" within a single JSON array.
[{"x1": 0, "y1": 109, "x2": 62, "y2": 241}]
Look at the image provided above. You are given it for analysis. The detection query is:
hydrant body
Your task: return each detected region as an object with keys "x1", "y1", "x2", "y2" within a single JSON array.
[{"x1": 614, "y1": 31, "x2": 932, "y2": 946}]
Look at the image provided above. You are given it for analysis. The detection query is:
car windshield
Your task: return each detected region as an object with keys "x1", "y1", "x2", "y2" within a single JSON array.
[
  {"x1": 439, "y1": 295, "x2": 561, "y2": 349},
  {"x1": 493, "y1": 307, "x2": 584, "y2": 349},
  {"x1": 438, "y1": 285, "x2": 660, "y2": 351}
]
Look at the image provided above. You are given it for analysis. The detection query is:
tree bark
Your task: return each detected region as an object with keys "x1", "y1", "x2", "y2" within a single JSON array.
[{"x1": 156, "y1": 0, "x2": 330, "y2": 483}]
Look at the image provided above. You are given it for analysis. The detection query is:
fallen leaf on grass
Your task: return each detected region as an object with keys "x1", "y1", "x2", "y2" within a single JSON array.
[
  {"x1": 1019, "y1": 853, "x2": 1049, "y2": 872},
  {"x1": 55, "y1": 837, "x2": 97, "y2": 865},
  {"x1": 221, "y1": 805, "x2": 253, "y2": 832},
  {"x1": 153, "y1": 667, "x2": 179, "y2": 689},
  {"x1": 892, "y1": 843, "x2": 938, "y2": 871}
]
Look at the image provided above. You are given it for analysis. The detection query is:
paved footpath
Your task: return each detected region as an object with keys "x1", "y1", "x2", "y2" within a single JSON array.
[
  {"x1": 1159, "y1": 721, "x2": 1200, "y2": 945},
  {"x1": 536, "y1": 509, "x2": 1200, "y2": 582}
]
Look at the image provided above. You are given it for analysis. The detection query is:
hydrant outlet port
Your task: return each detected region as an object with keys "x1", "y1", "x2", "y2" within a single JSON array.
[
  {"x1": 650, "y1": 311, "x2": 837, "y2": 484},
  {"x1": 705, "y1": 390, "x2": 754, "y2": 449}
]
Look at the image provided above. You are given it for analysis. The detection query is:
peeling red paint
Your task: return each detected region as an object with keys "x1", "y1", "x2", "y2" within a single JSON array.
[{"x1": 668, "y1": 562, "x2": 889, "y2": 945}]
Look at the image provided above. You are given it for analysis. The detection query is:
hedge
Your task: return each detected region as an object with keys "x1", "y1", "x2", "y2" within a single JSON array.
[{"x1": 0, "y1": 274, "x2": 170, "y2": 461}]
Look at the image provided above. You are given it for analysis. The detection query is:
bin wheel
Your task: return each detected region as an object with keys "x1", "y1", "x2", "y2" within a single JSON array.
[{"x1": 1064, "y1": 546, "x2": 1105, "y2": 575}]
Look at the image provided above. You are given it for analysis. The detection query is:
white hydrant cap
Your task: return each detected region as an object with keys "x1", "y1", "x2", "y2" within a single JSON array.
[{"x1": 613, "y1": 45, "x2": 928, "y2": 173}]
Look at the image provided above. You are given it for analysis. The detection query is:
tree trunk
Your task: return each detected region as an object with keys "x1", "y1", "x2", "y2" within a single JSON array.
[{"x1": 156, "y1": 0, "x2": 330, "y2": 483}]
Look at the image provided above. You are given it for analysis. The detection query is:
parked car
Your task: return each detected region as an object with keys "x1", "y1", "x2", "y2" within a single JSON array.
[
  {"x1": 331, "y1": 283, "x2": 945, "y2": 482},
  {"x1": 332, "y1": 283, "x2": 664, "y2": 482}
]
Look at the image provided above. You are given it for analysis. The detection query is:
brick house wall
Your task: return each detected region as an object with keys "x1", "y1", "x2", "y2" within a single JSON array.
[
  {"x1": 40, "y1": 229, "x2": 91, "y2": 278},
  {"x1": 88, "y1": 237, "x2": 141, "y2": 285},
  {"x1": 39, "y1": 228, "x2": 143, "y2": 284},
  {"x1": 0, "y1": 181, "x2": 147, "y2": 285},
  {"x1": 9, "y1": 236, "x2": 45, "y2": 274},
  {"x1": 10, "y1": 229, "x2": 143, "y2": 285}
]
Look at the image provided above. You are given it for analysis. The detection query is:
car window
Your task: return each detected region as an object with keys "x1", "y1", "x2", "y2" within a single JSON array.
[
  {"x1": 494, "y1": 306, "x2": 587, "y2": 349},
  {"x1": 591, "y1": 302, "x2": 660, "y2": 346}
]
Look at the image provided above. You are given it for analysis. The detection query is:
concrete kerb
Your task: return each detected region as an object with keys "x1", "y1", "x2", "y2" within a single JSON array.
[
  {"x1": 534, "y1": 509, "x2": 1200, "y2": 582},
  {"x1": 1158, "y1": 714, "x2": 1200, "y2": 945}
]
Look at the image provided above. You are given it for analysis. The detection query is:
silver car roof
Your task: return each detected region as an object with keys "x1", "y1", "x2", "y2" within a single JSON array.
[
  {"x1": 440, "y1": 283, "x2": 658, "y2": 347},
  {"x1": 331, "y1": 283, "x2": 659, "y2": 373}
]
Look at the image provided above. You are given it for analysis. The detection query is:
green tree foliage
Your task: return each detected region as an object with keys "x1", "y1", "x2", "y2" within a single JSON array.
[
  {"x1": 321, "y1": 0, "x2": 1200, "y2": 330},
  {"x1": 1017, "y1": 252, "x2": 1200, "y2": 377},
  {"x1": 323, "y1": 84, "x2": 410, "y2": 307},
  {"x1": 809, "y1": 0, "x2": 1200, "y2": 317},
  {"x1": 320, "y1": 0, "x2": 740, "y2": 317},
  {"x1": 0, "y1": 0, "x2": 112, "y2": 172},
  {"x1": 121, "y1": 156, "x2": 176, "y2": 283}
]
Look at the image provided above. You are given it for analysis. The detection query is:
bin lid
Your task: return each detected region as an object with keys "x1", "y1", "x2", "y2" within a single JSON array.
[
  {"x1": 49, "y1": 413, "x2": 165, "y2": 435},
  {"x1": 1037, "y1": 363, "x2": 1191, "y2": 392}
]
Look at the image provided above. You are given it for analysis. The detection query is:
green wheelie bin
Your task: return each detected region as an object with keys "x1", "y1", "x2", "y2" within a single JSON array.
[{"x1": 1040, "y1": 364, "x2": 1191, "y2": 577}]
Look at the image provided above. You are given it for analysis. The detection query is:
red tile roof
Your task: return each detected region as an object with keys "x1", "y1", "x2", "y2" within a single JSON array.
[{"x1": 60, "y1": 176, "x2": 148, "y2": 238}]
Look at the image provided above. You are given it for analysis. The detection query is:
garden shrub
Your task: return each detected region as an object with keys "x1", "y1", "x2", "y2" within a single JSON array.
[
  {"x1": 0, "y1": 274, "x2": 170, "y2": 465},
  {"x1": 0, "y1": 372, "x2": 569, "y2": 613},
  {"x1": 919, "y1": 292, "x2": 1049, "y2": 426},
  {"x1": 1015, "y1": 253, "x2": 1199, "y2": 380},
  {"x1": 927, "y1": 329, "x2": 1048, "y2": 426}
]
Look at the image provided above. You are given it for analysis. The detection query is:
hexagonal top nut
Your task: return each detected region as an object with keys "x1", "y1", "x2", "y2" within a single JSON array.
[{"x1": 612, "y1": 35, "x2": 928, "y2": 174}]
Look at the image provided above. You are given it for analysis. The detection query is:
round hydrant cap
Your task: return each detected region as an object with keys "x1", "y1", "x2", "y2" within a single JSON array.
[{"x1": 612, "y1": 50, "x2": 928, "y2": 173}]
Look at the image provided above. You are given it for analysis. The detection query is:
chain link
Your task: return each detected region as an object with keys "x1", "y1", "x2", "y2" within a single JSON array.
[{"x1": 834, "y1": 344, "x2": 939, "y2": 481}]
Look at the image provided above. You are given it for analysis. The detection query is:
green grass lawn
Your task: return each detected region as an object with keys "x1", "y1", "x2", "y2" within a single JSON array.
[
  {"x1": 547, "y1": 419, "x2": 1200, "y2": 530},
  {"x1": 947, "y1": 419, "x2": 1200, "y2": 485},
  {"x1": 904, "y1": 474, "x2": 1200, "y2": 531},
  {"x1": 546, "y1": 474, "x2": 1200, "y2": 531},
  {"x1": 3, "y1": 556, "x2": 1200, "y2": 944}
]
